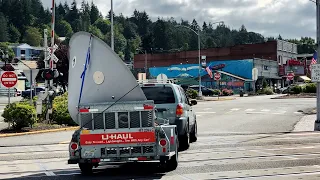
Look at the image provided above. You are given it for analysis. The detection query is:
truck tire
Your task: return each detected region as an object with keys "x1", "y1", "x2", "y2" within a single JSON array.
[
  {"x1": 79, "y1": 163, "x2": 93, "y2": 175},
  {"x1": 179, "y1": 122, "x2": 190, "y2": 151},
  {"x1": 190, "y1": 120, "x2": 198, "y2": 143}
]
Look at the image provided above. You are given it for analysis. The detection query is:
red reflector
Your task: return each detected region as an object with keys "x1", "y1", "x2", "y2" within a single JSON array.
[
  {"x1": 79, "y1": 109, "x2": 89, "y2": 113},
  {"x1": 92, "y1": 158, "x2": 100, "y2": 163},
  {"x1": 138, "y1": 157, "x2": 147, "y2": 161},
  {"x1": 143, "y1": 104, "x2": 154, "y2": 110},
  {"x1": 70, "y1": 143, "x2": 78, "y2": 150},
  {"x1": 159, "y1": 139, "x2": 167, "y2": 147},
  {"x1": 162, "y1": 148, "x2": 166, "y2": 153},
  {"x1": 170, "y1": 137, "x2": 174, "y2": 144}
]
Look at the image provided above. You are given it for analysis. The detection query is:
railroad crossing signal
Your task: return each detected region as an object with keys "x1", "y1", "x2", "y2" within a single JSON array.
[
  {"x1": 214, "y1": 72, "x2": 221, "y2": 81},
  {"x1": 45, "y1": 44, "x2": 59, "y2": 63}
]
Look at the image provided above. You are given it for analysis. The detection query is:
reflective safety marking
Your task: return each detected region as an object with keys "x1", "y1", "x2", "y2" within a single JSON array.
[
  {"x1": 170, "y1": 129, "x2": 174, "y2": 144},
  {"x1": 100, "y1": 159, "x2": 111, "y2": 162},
  {"x1": 128, "y1": 158, "x2": 138, "y2": 161},
  {"x1": 134, "y1": 107, "x2": 144, "y2": 110},
  {"x1": 89, "y1": 109, "x2": 98, "y2": 112}
]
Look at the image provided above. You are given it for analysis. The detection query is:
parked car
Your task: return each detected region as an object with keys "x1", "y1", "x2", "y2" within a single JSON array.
[
  {"x1": 188, "y1": 85, "x2": 214, "y2": 96},
  {"x1": 21, "y1": 87, "x2": 45, "y2": 98},
  {"x1": 140, "y1": 82, "x2": 198, "y2": 150}
]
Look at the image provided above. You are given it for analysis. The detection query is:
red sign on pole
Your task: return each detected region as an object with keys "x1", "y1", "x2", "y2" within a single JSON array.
[
  {"x1": 214, "y1": 72, "x2": 221, "y2": 81},
  {"x1": 287, "y1": 72, "x2": 294, "y2": 81},
  {"x1": 1, "y1": 71, "x2": 18, "y2": 88}
]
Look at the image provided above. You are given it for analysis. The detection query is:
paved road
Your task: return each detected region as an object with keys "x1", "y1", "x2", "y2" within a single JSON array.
[
  {"x1": 0, "y1": 95, "x2": 318, "y2": 179},
  {"x1": 193, "y1": 95, "x2": 316, "y2": 134},
  {"x1": 2, "y1": 132, "x2": 320, "y2": 179}
]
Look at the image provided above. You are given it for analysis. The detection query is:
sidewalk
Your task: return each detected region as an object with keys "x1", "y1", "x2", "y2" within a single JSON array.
[
  {"x1": 197, "y1": 96, "x2": 237, "y2": 102},
  {"x1": 293, "y1": 115, "x2": 316, "y2": 132}
]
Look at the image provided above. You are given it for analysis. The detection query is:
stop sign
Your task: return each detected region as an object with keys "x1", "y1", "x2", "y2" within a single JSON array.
[
  {"x1": 214, "y1": 72, "x2": 221, "y2": 81},
  {"x1": 287, "y1": 72, "x2": 294, "y2": 81},
  {"x1": 1, "y1": 71, "x2": 17, "y2": 88}
]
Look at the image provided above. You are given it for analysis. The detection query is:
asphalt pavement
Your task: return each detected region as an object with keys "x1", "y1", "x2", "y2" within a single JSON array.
[{"x1": 0, "y1": 95, "x2": 319, "y2": 179}]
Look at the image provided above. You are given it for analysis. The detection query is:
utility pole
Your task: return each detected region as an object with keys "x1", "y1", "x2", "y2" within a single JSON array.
[
  {"x1": 315, "y1": 0, "x2": 320, "y2": 130},
  {"x1": 111, "y1": 0, "x2": 114, "y2": 51},
  {"x1": 144, "y1": 50, "x2": 147, "y2": 74},
  {"x1": 198, "y1": 27, "x2": 203, "y2": 98}
]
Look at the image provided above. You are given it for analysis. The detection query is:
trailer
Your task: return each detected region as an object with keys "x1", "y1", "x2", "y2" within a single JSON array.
[{"x1": 66, "y1": 32, "x2": 179, "y2": 174}]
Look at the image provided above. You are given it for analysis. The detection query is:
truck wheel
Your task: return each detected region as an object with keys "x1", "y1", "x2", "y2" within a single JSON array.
[
  {"x1": 79, "y1": 163, "x2": 93, "y2": 175},
  {"x1": 190, "y1": 120, "x2": 198, "y2": 143},
  {"x1": 179, "y1": 123, "x2": 190, "y2": 151}
]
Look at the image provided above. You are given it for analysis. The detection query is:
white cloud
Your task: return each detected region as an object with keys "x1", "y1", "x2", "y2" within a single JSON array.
[{"x1": 42, "y1": 0, "x2": 317, "y2": 39}]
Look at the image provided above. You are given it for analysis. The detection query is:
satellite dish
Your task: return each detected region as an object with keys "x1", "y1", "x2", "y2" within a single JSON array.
[{"x1": 156, "y1": 74, "x2": 168, "y2": 82}]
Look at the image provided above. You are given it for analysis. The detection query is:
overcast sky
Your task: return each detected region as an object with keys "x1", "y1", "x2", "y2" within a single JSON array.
[{"x1": 42, "y1": 0, "x2": 317, "y2": 39}]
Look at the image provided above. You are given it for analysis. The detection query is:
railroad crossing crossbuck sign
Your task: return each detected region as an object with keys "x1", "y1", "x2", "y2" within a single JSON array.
[
  {"x1": 214, "y1": 72, "x2": 221, "y2": 81},
  {"x1": 45, "y1": 44, "x2": 59, "y2": 63},
  {"x1": 1, "y1": 71, "x2": 17, "y2": 88}
]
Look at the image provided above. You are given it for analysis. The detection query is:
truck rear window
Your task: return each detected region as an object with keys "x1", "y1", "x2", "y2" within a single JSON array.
[{"x1": 141, "y1": 86, "x2": 176, "y2": 104}]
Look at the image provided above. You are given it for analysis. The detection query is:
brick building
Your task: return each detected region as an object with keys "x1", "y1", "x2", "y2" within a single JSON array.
[{"x1": 134, "y1": 40, "x2": 298, "y2": 70}]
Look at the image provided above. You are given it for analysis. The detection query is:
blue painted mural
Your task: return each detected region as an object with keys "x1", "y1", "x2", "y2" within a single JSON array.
[{"x1": 149, "y1": 59, "x2": 254, "y2": 79}]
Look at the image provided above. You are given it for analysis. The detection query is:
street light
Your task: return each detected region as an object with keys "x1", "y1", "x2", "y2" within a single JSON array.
[{"x1": 175, "y1": 21, "x2": 224, "y2": 98}]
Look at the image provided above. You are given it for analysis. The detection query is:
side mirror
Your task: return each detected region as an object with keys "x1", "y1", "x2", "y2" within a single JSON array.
[{"x1": 190, "y1": 99, "x2": 197, "y2": 106}]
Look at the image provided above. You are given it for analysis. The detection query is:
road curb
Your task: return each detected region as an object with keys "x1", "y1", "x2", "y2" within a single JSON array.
[
  {"x1": 0, "y1": 126, "x2": 79, "y2": 138},
  {"x1": 197, "y1": 97, "x2": 236, "y2": 102}
]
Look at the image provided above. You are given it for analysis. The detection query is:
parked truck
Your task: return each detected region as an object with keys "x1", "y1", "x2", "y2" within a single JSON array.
[{"x1": 66, "y1": 32, "x2": 179, "y2": 174}]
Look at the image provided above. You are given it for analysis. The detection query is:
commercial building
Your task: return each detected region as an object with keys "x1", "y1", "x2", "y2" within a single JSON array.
[
  {"x1": 148, "y1": 58, "x2": 282, "y2": 93},
  {"x1": 134, "y1": 40, "x2": 298, "y2": 71}
]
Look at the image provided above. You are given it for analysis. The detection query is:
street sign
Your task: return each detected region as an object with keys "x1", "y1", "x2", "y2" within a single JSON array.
[
  {"x1": 157, "y1": 73, "x2": 168, "y2": 82},
  {"x1": 1, "y1": 71, "x2": 17, "y2": 88},
  {"x1": 311, "y1": 64, "x2": 320, "y2": 82},
  {"x1": 252, "y1": 68, "x2": 258, "y2": 81},
  {"x1": 214, "y1": 72, "x2": 221, "y2": 81},
  {"x1": 287, "y1": 72, "x2": 295, "y2": 81}
]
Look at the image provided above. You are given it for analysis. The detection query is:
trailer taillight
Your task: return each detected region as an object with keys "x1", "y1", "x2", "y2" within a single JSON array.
[
  {"x1": 143, "y1": 104, "x2": 154, "y2": 110},
  {"x1": 176, "y1": 103, "x2": 183, "y2": 117},
  {"x1": 70, "y1": 142, "x2": 79, "y2": 150},
  {"x1": 159, "y1": 139, "x2": 167, "y2": 147}
]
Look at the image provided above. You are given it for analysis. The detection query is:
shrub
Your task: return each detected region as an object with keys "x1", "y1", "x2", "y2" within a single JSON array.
[
  {"x1": 186, "y1": 88, "x2": 198, "y2": 99},
  {"x1": 211, "y1": 89, "x2": 221, "y2": 95},
  {"x1": 52, "y1": 92, "x2": 76, "y2": 126},
  {"x1": 290, "y1": 85, "x2": 302, "y2": 94},
  {"x1": 304, "y1": 83, "x2": 316, "y2": 93},
  {"x1": 257, "y1": 87, "x2": 274, "y2": 95},
  {"x1": 2, "y1": 102, "x2": 37, "y2": 130},
  {"x1": 264, "y1": 87, "x2": 274, "y2": 95}
]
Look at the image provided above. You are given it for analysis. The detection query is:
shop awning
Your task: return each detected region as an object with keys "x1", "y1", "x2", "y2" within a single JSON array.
[{"x1": 299, "y1": 76, "x2": 311, "y2": 81}]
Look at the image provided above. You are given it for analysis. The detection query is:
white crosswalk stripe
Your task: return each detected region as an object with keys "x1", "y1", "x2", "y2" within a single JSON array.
[{"x1": 196, "y1": 108, "x2": 291, "y2": 115}]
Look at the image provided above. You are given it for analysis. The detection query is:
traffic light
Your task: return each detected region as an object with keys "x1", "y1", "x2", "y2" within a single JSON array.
[{"x1": 42, "y1": 69, "x2": 54, "y2": 80}]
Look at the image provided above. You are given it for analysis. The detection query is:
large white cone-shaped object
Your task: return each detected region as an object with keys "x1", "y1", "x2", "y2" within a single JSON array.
[{"x1": 68, "y1": 32, "x2": 147, "y2": 124}]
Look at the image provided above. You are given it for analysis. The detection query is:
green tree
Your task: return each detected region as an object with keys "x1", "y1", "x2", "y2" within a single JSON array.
[
  {"x1": 0, "y1": 13, "x2": 8, "y2": 42},
  {"x1": 89, "y1": 25, "x2": 104, "y2": 39},
  {"x1": 8, "y1": 24, "x2": 21, "y2": 43},
  {"x1": 90, "y1": 2, "x2": 100, "y2": 24},
  {"x1": 93, "y1": 18, "x2": 111, "y2": 34},
  {"x1": 23, "y1": 27, "x2": 42, "y2": 46},
  {"x1": 56, "y1": 20, "x2": 73, "y2": 37}
]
